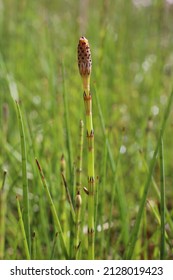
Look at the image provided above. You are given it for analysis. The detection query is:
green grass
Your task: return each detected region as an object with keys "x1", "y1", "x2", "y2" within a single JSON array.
[{"x1": 0, "y1": 0, "x2": 173, "y2": 260}]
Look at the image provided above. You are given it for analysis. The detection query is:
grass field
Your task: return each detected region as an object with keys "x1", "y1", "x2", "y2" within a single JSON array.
[{"x1": 0, "y1": 0, "x2": 173, "y2": 260}]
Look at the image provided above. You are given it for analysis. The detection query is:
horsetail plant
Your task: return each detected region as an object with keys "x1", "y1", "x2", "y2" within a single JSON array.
[
  {"x1": 78, "y1": 37, "x2": 95, "y2": 259},
  {"x1": 74, "y1": 120, "x2": 84, "y2": 259},
  {"x1": 76, "y1": 120, "x2": 84, "y2": 195},
  {"x1": 61, "y1": 172, "x2": 75, "y2": 222}
]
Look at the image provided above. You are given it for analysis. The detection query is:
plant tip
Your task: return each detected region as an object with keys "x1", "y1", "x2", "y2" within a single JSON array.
[{"x1": 78, "y1": 36, "x2": 92, "y2": 77}]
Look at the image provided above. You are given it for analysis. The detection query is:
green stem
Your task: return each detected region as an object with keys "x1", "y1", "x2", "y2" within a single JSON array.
[
  {"x1": 15, "y1": 101, "x2": 31, "y2": 254},
  {"x1": 76, "y1": 120, "x2": 84, "y2": 194},
  {"x1": 35, "y1": 159, "x2": 69, "y2": 259},
  {"x1": 16, "y1": 196, "x2": 30, "y2": 260},
  {"x1": 83, "y1": 92, "x2": 95, "y2": 260},
  {"x1": 61, "y1": 172, "x2": 75, "y2": 222},
  {"x1": 0, "y1": 170, "x2": 7, "y2": 260},
  {"x1": 74, "y1": 192, "x2": 82, "y2": 259},
  {"x1": 60, "y1": 154, "x2": 67, "y2": 234},
  {"x1": 75, "y1": 120, "x2": 84, "y2": 259},
  {"x1": 160, "y1": 138, "x2": 165, "y2": 260}
]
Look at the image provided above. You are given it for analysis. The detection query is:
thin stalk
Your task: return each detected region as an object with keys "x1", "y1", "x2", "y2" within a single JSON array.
[
  {"x1": 94, "y1": 176, "x2": 99, "y2": 236},
  {"x1": 61, "y1": 173, "x2": 75, "y2": 222},
  {"x1": 78, "y1": 37, "x2": 95, "y2": 259},
  {"x1": 35, "y1": 159, "x2": 68, "y2": 259},
  {"x1": 62, "y1": 62, "x2": 74, "y2": 259},
  {"x1": 74, "y1": 192, "x2": 82, "y2": 259},
  {"x1": 142, "y1": 206, "x2": 148, "y2": 260},
  {"x1": 2, "y1": 103, "x2": 9, "y2": 144},
  {"x1": 61, "y1": 171, "x2": 76, "y2": 259},
  {"x1": 160, "y1": 138, "x2": 165, "y2": 259},
  {"x1": 99, "y1": 140, "x2": 107, "y2": 256},
  {"x1": 147, "y1": 200, "x2": 171, "y2": 248},
  {"x1": 72, "y1": 163, "x2": 76, "y2": 204},
  {"x1": 124, "y1": 89, "x2": 173, "y2": 259},
  {"x1": 0, "y1": 170, "x2": 7, "y2": 260},
  {"x1": 16, "y1": 196, "x2": 30, "y2": 260},
  {"x1": 76, "y1": 120, "x2": 84, "y2": 194},
  {"x1": 74, "y1": 120, "x2": 84, "y2": 259},
  {"x1": 60, "y1": 154, "x2": 67, "y2": 234},
  {"x1": 15, "y1": 101, "x2": 31, "y2": 254}
]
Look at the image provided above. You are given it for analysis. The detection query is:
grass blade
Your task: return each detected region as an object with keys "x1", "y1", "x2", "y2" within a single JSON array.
[
  {"x1": 61, "y1": 172, "x2": 75, "y2": 222},
  {"x1": 140, "y1": 152, "x2": 173, "y2": 232},
  {"x1": 160, "y1": 138, "x2": 165, "y2": 259},
  {"x1": 125, "y1": 89, "x2": 173, "y2": 259},
  {"x1": 35, "y1": 158, "x2": 69, "y2": 259},
  {"x1": 15, "y1": 101, "x2": 31, "y2": 253},
  {"x1": 0, "y1": 170, "x2": 7, "y2": 259},
  {"x1": 60, "y1": 154, "x2": 67, "y2": 234},
  {"x1": 16, "y1": 196, "x2": 30, "y2": 260}
]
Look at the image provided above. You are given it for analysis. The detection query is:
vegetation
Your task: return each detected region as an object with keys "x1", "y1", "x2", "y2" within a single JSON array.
[{"x1": 0, "y1": 0, "x2": 173, "y2": 260}]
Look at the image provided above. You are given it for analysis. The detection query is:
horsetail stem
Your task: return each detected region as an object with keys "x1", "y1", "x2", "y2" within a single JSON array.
[
  {"x1": 61, "y1": 170, "x2": 75, "y2": 259},
  {"x1": 78, "y1": 36, "x2": 95, "y2": 259},
  {"x1": 15, "y1": 101, "x2": 31, "y2": 254},
  {"x1": 74, "y1": 120, "x2": 84, "y2": 259},
  {"x1": 61, "y1": 172, "x2": 75, "y2": 222},
  {"x1": 76, "y1": 120, "x2": 84, "y2": 194},
  {"x1": 74, "y1": 192, "x2": 82, "y2": 259}
]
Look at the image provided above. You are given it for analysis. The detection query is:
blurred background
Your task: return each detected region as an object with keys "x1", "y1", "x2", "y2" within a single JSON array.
[{"x1": 0, "y1": 0, "x2": 173, "y2": 259}]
